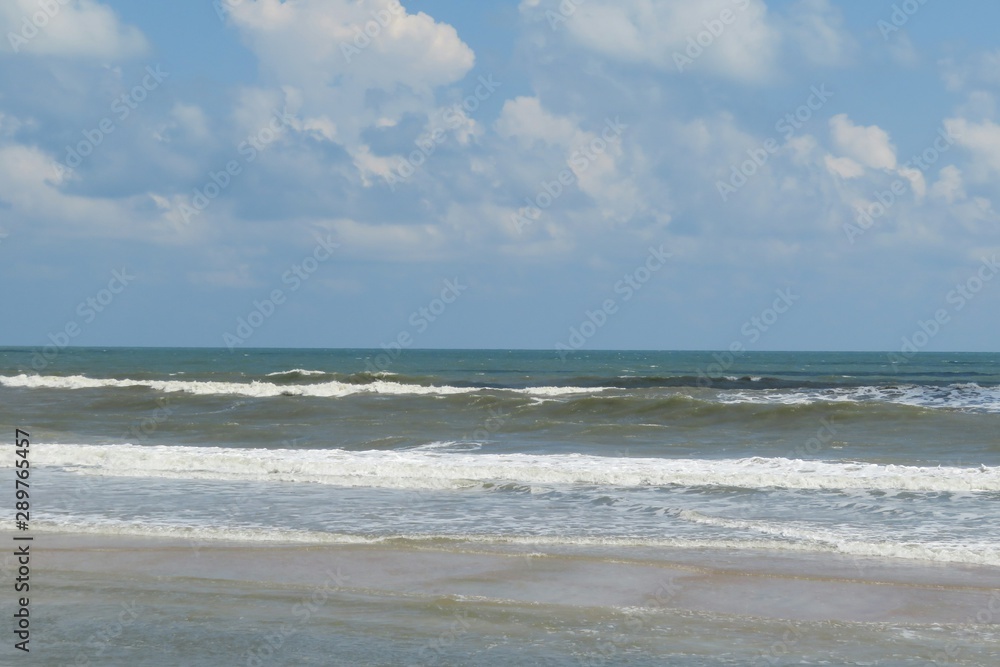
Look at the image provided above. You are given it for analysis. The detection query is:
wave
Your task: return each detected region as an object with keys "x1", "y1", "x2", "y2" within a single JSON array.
[
  {"x1": 0, "y1": 373, "x2": 600, "y2": 399},
  {"x1": 264, "y1": 368, "x2": 328, "y2": 377},
  {"x1": 674, "y1": 510, "x2": 1000, "y2": 566},
  {"x1": 720, "y1": 383, "x2": 1000, "y2": 413},
  {"x1": 21, "y1": 444, "x2": 1000, "y2": 493},
  {"x1": 509, "y1": 386, "x2": 605, "y2": 396},
  {"x1": 4, "y1": 372, "x2": 999, "y2": 412},
  {"x1": 30, "y1": 517, "x2": 377, "y2": 545},
  {"x1": 27, "y1": 517, "x2": 1000, "y2": 567},
  {"x1": 0, "y1": 373, "x2": 477, "y2": 398},
  {"x1": 402, "y1": 441, "x2": 483, "y2": 453},
  {"x1": 529, "y1": 392, "x2": 949, "y2": 423}
]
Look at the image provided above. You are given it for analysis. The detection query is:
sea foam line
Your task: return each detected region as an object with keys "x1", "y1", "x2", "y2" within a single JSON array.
[
  {"x1": 0, "y1": 374, "x2": 601, "y2": 398},
  {"x1": 719, "y1": 383, "x2": 1000, "y2": 413},
  {"x1": 264, "y1": 369, "x2": 327, "y2": 377},
  {"x1": 24, "y1": 518, "x2": 1000, "y2": 567},
  {"x1": 18, "y1": 444, "x2": 1000, "y2": 493}
]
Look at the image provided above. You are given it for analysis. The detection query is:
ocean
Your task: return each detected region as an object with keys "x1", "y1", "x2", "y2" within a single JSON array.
[{"x1": 1, "y1": 348, "x2": 998, "y2": 665}]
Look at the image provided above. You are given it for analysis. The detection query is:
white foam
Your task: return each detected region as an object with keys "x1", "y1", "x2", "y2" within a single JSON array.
[
  {"x1": 719, "y1": 383, "x2": 1000, "y2": 413},
  {"x1": 264, "y1": 369, "x2": 327, "y2": 376},
  {"x1": 675, "y1": 509, "x2": 1000, "y2": 566},
  {"x1": 20, "y1": 444, "x2": 1000, "y2": 493},
  {"x1": 403, "y1": 441, "x2": 483, "y2": 453},
  {"x1": 24, "y1": 517, "x2": 1000, "y2": 566},
  {"x1": 0, "y1": 374, "x2": 600, "y2": 399},
  {"x1": 29, "y1": 517, "x2": 377, "y2": 545},
  {"x1": 510, "y1": 386, "x2": 608, "y2": 396},
  {"x1": 0, "y1": 373, "x2": 473, "y2": 398}
]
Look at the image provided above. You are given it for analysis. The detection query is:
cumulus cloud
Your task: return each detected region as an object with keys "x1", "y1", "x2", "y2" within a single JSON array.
[
  {"x1": 522, "y1": 0, "x2": 781, "y2": 82},
  {"x1": 495, "y1": 96, "x2": 640, "y2": 225},
  {"x1": 495, "y1": 96, "x2": 583, "y2": 148},
  {"x1": 225, "y1": 0, "x2": 475, "y2": 148},
  {"x1": 0, "y1": 142, "x2": 165, "y2": 238},
  {"x1": 897, "y1": 166, "x2": 927, "y2": 201},
  {"x1": 823, "y1": 154, "x2": 864, "y2": 179},
  {"x1": 829, "y1": 113, "x2": 897, "y2": 170},
  {"x1": 944, "y1": 116, "x2": 1000, "y2": 179},
  {"x1": 0, "y1": 0, "x2": 148, "y2": 59},
  {"x1": 931, "y1": 165, "x2": 966, "y2": 203}
]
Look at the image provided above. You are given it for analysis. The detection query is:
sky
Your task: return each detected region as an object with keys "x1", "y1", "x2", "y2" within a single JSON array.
[{"x1": 1, "y1": 0, "x2": 999, "y2": 352}]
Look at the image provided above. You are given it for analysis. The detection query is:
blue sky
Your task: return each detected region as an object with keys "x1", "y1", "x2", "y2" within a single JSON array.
[{"x1": 2, "y1": 0, "x2": 1000, "y2": 352}]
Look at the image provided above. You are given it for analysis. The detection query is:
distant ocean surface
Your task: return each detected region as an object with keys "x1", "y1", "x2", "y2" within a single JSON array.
[{"x1": 2, "y1": 348, "x2": 999, "y2": 665}]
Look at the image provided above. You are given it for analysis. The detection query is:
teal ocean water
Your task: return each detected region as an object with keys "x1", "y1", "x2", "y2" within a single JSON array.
[{"x1": 1, "y1": 348, "x2": 998, "y2": 665}]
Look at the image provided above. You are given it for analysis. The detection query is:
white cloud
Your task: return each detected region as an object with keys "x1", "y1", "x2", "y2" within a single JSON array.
[
  {"x1": 495, "y1": 96, "x2": 582, "y2": 147},
  {"x1": 166, "y1": 103, "x2": 211, "y2": 143},
  {"x1": 897, "y1": 166, "x2": 926, "y2": 202},
  {"x1": 300, "y1": 116, "x2": 338, "y2": 142},
  {"x1": 944, "y1": 117, "x2": 1000, "y2": 179},
  {"x1": 930, "y1": 165, "x2": 966, "y2": 203},
  {"x1": 939, "y1": 50, "x2": 1000, "y2": 92},
  {"x1": 785, "y1": 0, "x2": 854, "y2": 67},
  {"x1": 221, "y1": 0, "x2": 478, "y2": 201},
  {"x1": 0, "y1": 0, "x2": 147, "y2": 59},
  {"x1": 528, "y1": 0, "x2": 780, "y2": 82},
  {"x1": 0, "y1": 143, "x2": 159, "y2": 236},
  {"x1": 829, "y1": 113, "x2": 897, "y2": 170},
  {"x1": 321, "y1": 217, "x2": 450, "y2": 261},
  {"x1": 823, "y1": 154, "x2": 864, "y2": 179},
  {"x1": 495, "y1": 97, "x2": 640, "y2": 225},
  {"x1": 226, "y1": 0, "x2": 475, "y2": 148}
]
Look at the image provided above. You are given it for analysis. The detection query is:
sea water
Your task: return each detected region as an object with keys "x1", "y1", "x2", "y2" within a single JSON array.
[{"x1": 1, "y1": 348, "x2": 998, "y2": 665}]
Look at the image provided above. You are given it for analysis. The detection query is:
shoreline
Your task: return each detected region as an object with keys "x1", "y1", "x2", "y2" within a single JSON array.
[{"x1": 17, "y1": 530, "x2": 1000, "y2": 626}]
